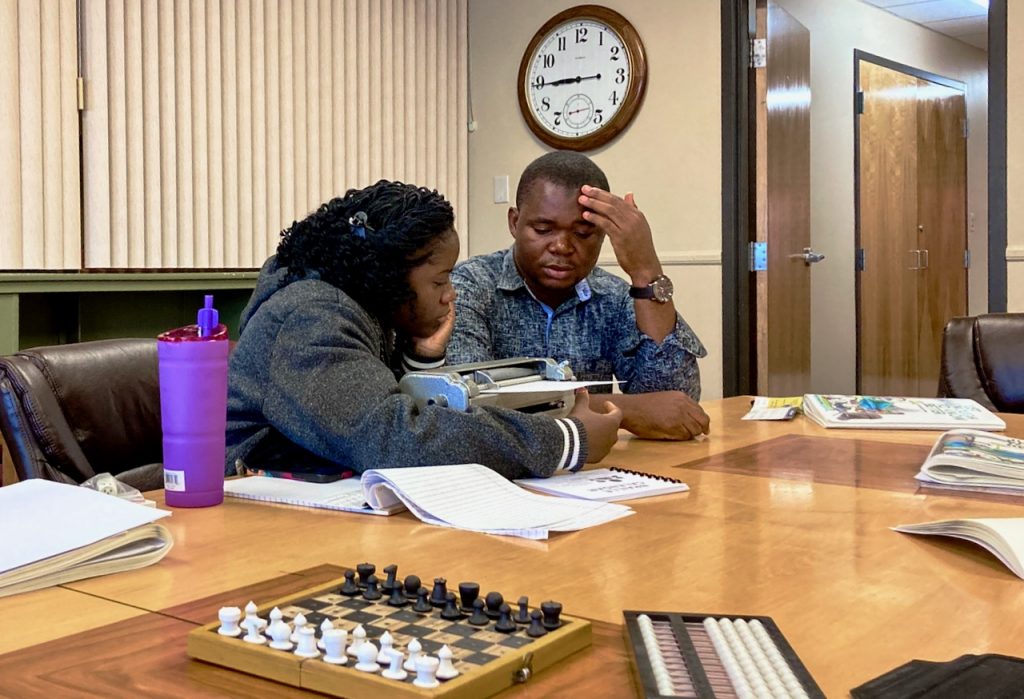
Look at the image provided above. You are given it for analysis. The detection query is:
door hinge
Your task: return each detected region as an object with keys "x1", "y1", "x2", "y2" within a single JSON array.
[
  {"x1": 962, "y1": 118, "x2": 970, "y2": 138},
  {"x1": 855, "y1": 248, "x2": 866, "y2": 272},
  {"x1": 77, "y1": 76, "x2": 85, "y2": 111},
  {"x1": 855, "y1": 91, "x2": 865, "y2": 115},
  {"x1": 964, "y1": 249, "x2": 971, "y2": 269},
  {"x1": 749, "y1": 241, "x2": 767, "y2": 272},
  {"x1": 750, "y1": 38, "x2": 766, "y2": 68}
]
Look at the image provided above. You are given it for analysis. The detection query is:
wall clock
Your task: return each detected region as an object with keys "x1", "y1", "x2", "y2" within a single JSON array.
[{"x1": 517, "y1": 5, "x2": 648, "y2": 151}]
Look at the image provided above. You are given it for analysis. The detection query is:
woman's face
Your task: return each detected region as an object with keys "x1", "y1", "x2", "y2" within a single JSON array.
[{"x1": 393, "y1": 229, "x2": 459, "y2": 338}]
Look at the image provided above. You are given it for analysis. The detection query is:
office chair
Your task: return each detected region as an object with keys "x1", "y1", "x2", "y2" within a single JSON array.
[
  {"x1": 0, "y1": 338, "x2": 165, "y2": 490},
  {"x1": 937, "y1": 313, "x2": 1024, "y2": 413}
]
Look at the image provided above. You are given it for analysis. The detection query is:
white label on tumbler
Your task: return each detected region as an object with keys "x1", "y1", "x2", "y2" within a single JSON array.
[{"x1": 164, "y1": 470, "x2": 186, "y2": 491}]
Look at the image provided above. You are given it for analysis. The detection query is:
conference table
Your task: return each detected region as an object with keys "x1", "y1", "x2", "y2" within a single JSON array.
[{"x1": 2, "y1": 396, "x2": 1024, "y2": 697}]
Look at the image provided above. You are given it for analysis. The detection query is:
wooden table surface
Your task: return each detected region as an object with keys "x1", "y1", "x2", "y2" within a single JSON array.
[{"x1": 4, "y1": 396, "x2": 1024, "y2": 697}]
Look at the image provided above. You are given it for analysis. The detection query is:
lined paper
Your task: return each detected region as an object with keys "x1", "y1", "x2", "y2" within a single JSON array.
[{"x1": 223, "y1": 476, "x2": 403, "y2": 516}]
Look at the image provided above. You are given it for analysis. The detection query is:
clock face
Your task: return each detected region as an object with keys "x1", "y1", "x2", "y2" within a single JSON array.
[
  {"x1": 525, "y1": 19, "x2": 630, "y2": 140},
  {"x1": 517, "y1": 6, "x2": 647, "y2": 151}
]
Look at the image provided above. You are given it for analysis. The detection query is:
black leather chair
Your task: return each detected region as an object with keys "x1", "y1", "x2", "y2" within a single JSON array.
[
  {"x1": 937, "y1": 313, "x2": 1024, "y2": 413},
  {"x1": 0, "y1": 339, "x2": 164, "y2": 490}
]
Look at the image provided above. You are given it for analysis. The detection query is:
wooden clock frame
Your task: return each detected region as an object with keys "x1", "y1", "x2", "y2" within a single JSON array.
[{"x1": 516, "y1": 4, "x2": 648, "y2": 151}]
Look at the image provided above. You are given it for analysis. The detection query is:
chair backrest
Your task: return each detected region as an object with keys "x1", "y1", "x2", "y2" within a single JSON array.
[
  {"x1": 938, "y1": 313, "x2": 1024, "y2": 413},
  {"x1": 0, "y1": 339, "x2": 164, "y2": 490}
]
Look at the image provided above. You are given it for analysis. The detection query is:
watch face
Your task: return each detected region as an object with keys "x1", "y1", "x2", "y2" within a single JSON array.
[
  {"x1": 652, "y1": 276, "x2": 674, "y2": 303},
  {"x1": 525, "y1": 19, "x2": 631, "y2": 140}
]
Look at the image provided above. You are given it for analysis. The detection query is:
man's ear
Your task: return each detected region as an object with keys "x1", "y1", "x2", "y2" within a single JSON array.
[{"x1": 507, "y1": 207, "x2": 519, "y2": 238}]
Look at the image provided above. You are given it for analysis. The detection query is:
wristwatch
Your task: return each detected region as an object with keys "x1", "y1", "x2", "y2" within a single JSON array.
[{"x1": 628, "y1": 274, "x2": 674, "y2": 303}]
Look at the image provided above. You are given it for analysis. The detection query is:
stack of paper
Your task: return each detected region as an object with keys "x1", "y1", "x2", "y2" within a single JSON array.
[{"x1": 361, "y1": 464, "x2": 634, "y2": 540}]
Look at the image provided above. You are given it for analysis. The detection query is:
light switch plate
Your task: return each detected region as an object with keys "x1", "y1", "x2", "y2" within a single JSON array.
[{"x1": 493, "y1": 175, "x2": 509, "y2": 204}]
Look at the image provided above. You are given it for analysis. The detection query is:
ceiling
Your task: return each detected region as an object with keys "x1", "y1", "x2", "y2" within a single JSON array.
[{"x1": 859, "y1": 0, "x2": 988, "y2": 50}]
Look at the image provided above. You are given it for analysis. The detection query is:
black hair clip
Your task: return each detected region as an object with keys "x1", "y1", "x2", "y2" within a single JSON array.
[{"x1": 349, "y1": 211, "x2": 373, "y2": 239}]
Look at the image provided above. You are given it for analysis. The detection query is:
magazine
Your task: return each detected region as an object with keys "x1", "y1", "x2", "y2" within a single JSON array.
[
  {"x1": 914, "y1": 429, "x2": 1024, "y2": 494},
  {"x1": 894, "y1": 518, "x2": 1024, "y2": 579},
  {"x1": 802, "y1": 394, "x2": 1006, "y2": 431}
]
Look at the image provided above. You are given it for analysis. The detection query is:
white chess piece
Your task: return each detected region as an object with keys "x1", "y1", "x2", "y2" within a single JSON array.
[
  {"x1": 243, "y1": 601, "x2": 266, "y2": 631},
  {"x1": 436, "y1": 644, "x2": 459, "y2": 680},
  {"x1": 268, "y1": 613, "x2": 293, "y2": 651},
  {"x1": 317, "y1": 618, "x2": 334, "y2": 651},
  {"x1": 322, "y1": 629, "x2": 348, "y2": 665},
  {"x1": 403, "y1": 637, "x2": 422, "y2": 672},
  {"x1": 294, "y1": 626, "x2": 320, "y2": 659},
  {"x1": 413, "y1": 654, "x2": 440, "y2": 689},
  {"x1": 217, "y1": 606, "x2": 242, "y2": 637},
  {"x1": 377, "y1": 630, "x2": 394, "y2": 664},
  {"x1": 242, "y1": 615, "x2": 266, "y2": 645},
  {"x1": 347, "y1": 624, "x2": 366, "y2": 658},
  {"x1": 381, "y1": 648, "x2": 407, "y2": 681},
  {"x1": 354, "y1": 640, "x2": 380, "y2": 673},
  {"x1": 290, "y1": 612, "x2": 308, "y2": 644}
]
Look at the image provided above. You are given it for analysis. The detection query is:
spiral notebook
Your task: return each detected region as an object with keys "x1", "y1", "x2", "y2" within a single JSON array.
[{"x1": 514, "y1": 467, "x2": 689, "y2": 502}]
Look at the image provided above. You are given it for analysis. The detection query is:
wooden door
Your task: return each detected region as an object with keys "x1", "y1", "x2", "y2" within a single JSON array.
[
  {"x1": 857, "y1": 57, "x2": 967, "y2": 396},
  {"x1": 754, "y1": 0, "x2": 812, "y2": 396}
]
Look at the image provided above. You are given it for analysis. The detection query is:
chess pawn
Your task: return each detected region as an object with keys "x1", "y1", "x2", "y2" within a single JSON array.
[
  {"x1": 413, "y1": 654, "x2": 440, "y2": 689},
  {"x1": 217, "y1": 606, "x2": 242, "y2": 637},
  {"x1": 243, "y1": 601, "x2": 267, "y2": 631},
  {"x1": 403, "y1": 637, "x2": 423, "y2": 672},
  {"x1": 347, "y1": 624, "x2": 367, "y2": 657},
  {"x1": 381, "y1": 648, "x2": 408, "y2": 681},
  {"x1": 322, "y1": 628, "x2": 348, "y2": 665},
  {"x1": 377, "y1": 630, "x2": 395, "y2": 664},
  {"x1": 317, "y1": 618, "x2": 334, "y2": 650},
  {"x1": 436, "y1": 644, "x2": 459, "y2": 680},
  {"x1": 290, "y1": 612, "x2": 308, "y2": 643},
  {"x1": 354, "y1": 641, "x2": 380, "y2": 673},
  {"x1": 268, "y1": 608, "x2": 293, "y2": 651},
  {"x1": 294, "y1": 626, "x2": 320, "y2": 659}
]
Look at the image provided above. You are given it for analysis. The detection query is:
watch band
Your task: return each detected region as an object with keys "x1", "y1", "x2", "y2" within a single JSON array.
[{"x1": 628, "y1": 274, "x2": 673, "y2": 303}]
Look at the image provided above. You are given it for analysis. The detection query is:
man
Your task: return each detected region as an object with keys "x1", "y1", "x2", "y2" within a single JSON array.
[{"x1": 448, "y1": 151, "x2": 709, "y2": 440}]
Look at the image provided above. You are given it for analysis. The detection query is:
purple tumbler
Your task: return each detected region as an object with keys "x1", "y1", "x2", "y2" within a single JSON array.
[{"x1": 158, "y1": 295, "x2": 229, "y2": 507}]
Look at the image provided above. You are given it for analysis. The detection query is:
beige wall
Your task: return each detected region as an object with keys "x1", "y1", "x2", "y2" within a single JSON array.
[
  {"x1": 1008, "y1": 1, "x2": 1024, "y2": 309},
  {"x1": 467, "y1": 0, "x2": 724, "y2": 398},
  {"x1": 774, "y1": 0, "x2": 988, "y2": 394}
]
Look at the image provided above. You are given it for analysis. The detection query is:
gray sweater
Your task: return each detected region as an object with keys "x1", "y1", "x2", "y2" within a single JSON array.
[{"x1": 225, "y1": 257, "x2": 588, "y2": 479}]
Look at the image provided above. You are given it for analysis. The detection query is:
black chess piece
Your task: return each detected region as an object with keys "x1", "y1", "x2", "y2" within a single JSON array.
[
  {"x1": 362, "y1": 574, "x2": 382, "y2": 601},
  {"x1": 495, "y1": 603, "x2": 516, "y2": 633},
  {"x1": 387, "y1": 580, "x2": 408, "y2": 607},
  {"x1": 382, "y1": 563, "x2": 399, "y2": 592},
  {"x1": 514, "y1": 595, "x2": 531, "y2": 624},
  {"x1": 526, "y1": 609, "x2": 547, "y2": 638},
  {"x1": 413, "y1": 586, "x2": 433, "y2": 613},
  {"x1": 403, "y1": 574, "x2": 421, "y2": 599},
  {"x1": 458, "y1": 582, "x2": 480, "y2": 612},
  {"x1": 430, "y1": 577, "x2": 448, "y2": 607},
  {"x1": 356, "y1": 562, "x2": 375, "y2": 587},
  {"x1": 340, "y1": 569, "x2": 360, "y2": 596},
  {"x1": 467, "y1": 598, "x2": 489, "y2": 626},
  {"x1": 440, "y1": 592, "x2": 463, "y2": 620},
  {"x1": 540, "y1": 600, "x2": 562, "y2": 630},
  {"x1": 484, "y1": 591, "x2": 504, "y2": 619}
]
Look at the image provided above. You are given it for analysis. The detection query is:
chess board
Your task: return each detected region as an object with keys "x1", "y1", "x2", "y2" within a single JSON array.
[
  {"x1": 623, "y1": 611, "x2": 824, "y2": 699},
  {"x1": 187, "y1": 571, "x2": 591, "y2": 699}
]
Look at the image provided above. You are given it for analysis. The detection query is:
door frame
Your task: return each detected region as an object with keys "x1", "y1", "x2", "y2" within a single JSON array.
[
  {"x1": 852, "y1": 51, "x2": 967, "y2": 392},
  {"x1": 720, "y1": 0, "x2": 1008, "y2": 396}
]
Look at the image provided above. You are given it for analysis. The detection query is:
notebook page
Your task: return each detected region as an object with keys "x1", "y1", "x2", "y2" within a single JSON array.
[
  {"x1": 361, "y1": 464, "x2": 632, "y2": 538},
  {"x1": 223, "y1": 476, "x2": 402, "y2": 514},
  {"x1": 0, "y1": 480, "x2": 169, "y2": 575}
]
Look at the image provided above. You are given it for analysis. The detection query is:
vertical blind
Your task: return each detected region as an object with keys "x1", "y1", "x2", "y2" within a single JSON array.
[
  {"x1": 0, "y1": 0, "x2": 81, "y2": 270},
  {"x1": 77, "y1": 0, "x2": 468, "y2": 270}
]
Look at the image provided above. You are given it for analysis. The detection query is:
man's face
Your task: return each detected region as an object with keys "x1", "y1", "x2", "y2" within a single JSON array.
[
  {"x1": 509, "y1": 180, "x2": 604, "y2": 307},
  {"x1": 393, "y1": 229, "x2": 459, "y2": 339}
]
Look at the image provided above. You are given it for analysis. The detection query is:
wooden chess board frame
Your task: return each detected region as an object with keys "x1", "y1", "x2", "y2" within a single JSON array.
[
  {"x1": 622, "y1": 610, "x2": 825, "y2": 699},
  {"x1": 187, "y1": 574, "x2": 592, "y2": 699}
]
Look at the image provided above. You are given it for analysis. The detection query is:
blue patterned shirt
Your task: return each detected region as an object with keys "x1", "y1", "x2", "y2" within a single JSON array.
[{"x1": 448, "y1": 248, "x2": 706, "y2": 399}]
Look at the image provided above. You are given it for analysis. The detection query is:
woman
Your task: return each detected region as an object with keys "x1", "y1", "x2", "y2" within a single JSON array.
[{"x1": 226, "y1": 180, "x2": 621, "y2": 479}]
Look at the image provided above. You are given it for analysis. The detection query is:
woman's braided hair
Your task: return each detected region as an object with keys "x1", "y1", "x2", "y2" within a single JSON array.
[{"x1": 276, "y1": 180, "x2": 455, "y2": 321}]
